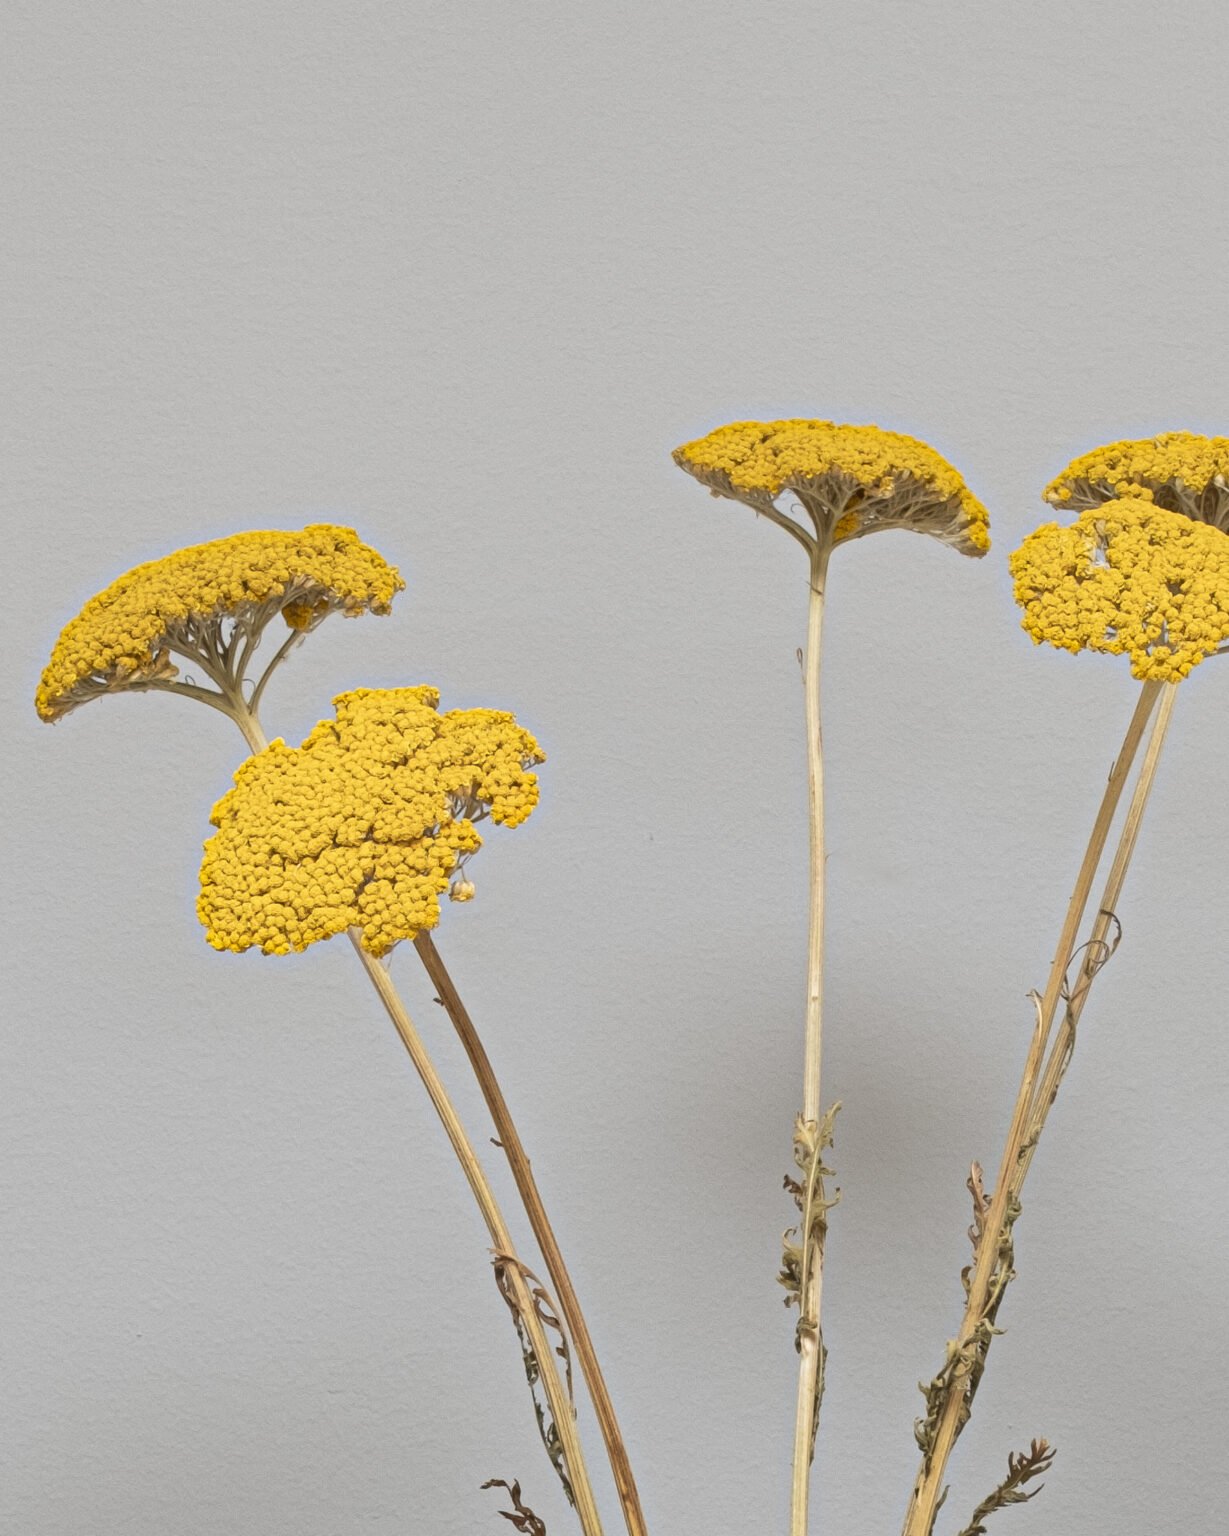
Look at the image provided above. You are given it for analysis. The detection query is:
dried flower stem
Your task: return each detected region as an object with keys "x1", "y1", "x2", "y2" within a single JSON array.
[
  {"x1": 227, "y1": 696, "x2": 604, "y2": 1535},
  {"x1": 231, "y1": 699, "x2": 271, "y2": 755},
  {"x1": 353, "y1": 935, "x2": 606, "y2": 1536},
  {"x1": 790, "y1": 538, "x2": 834, "y2": 1536},
  {"x1": 901, "y1": 678, "x2": 1171, "y2": 1536},
  {"x1": 414, "y1": 931, "x2": 648, "y2": 1536},
  {"x1": 1014, "y1": 681, "x2": 1178, "y2": 1186}
]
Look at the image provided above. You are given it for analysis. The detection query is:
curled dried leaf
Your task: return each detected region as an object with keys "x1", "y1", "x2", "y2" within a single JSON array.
[
  {"x1": 482, "y1": 1479, "x2": 548, "y2": 1536},
  {"x1": 493, "y1": 1256, "x2": 576, "y2": 1507}
]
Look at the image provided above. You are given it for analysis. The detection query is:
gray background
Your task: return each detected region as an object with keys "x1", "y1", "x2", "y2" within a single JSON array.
[{"x1": 4, "y1": 2, "x2": 1227, "y2": 1532}]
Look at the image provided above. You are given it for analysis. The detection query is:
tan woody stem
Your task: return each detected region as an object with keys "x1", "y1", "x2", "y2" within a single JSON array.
[
  {"x1": 901, "y1": 678, "x2": 1169, "y2": 1536},
  {"x1": 352, "y1": 935, "x2": 606, "y2": 1536},
  {"x1": 413, "y1": 932, "x2": 647, "y2": 1536},
  {"x1": 1014, "y1": 681, "x2": 1178, "y2": 1189},
  {"x1": 226, "y1": 700, "x2": 606, "y2": 1534},
  {"x1": 790, "y1": 538, "x2": 834, "y2": 1536}
]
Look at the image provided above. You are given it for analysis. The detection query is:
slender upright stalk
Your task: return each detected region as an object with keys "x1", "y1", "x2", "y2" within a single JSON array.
[
  {"x1": 413, "y1": 931, "x2": 648, "y2": 1536},
  {"x1": 354, "y1": 936, "x2": 606, "y2": 1536},
  {"x1": 901, "y1": 679, "x2": 1170, "y2": 1536},
  {"x1": 801, "y1": 544, "x2": 831, "y2": 1128},
  {"x1": 790, "y1": 538, "x2": 834, "y2": 1536},
  {"x1": 225, "y1": 695, "x2": 606, "y2": 1534},
  {"x1": 1014, "y1": 681, "x2": 1178, "y2": 1187}
]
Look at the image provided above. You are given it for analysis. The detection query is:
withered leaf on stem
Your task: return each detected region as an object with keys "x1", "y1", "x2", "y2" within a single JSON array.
[{"x1": 493, "y1": 1255, "x2": 577, "y2": 1507}]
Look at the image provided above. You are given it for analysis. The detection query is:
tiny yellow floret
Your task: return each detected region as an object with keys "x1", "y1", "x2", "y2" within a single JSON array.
[
  {"x1": 1009, "y1": 497, "x2": 1229, "y2": 681},
  {"x1": 198, "y1": 687, "x2": 544, "y2": 956},
  {"x1": 36, "y1": 525, "x2": 404, "y2": 721},
  {"x1": 1044, "y1": 432, "x2": 1229, "y2": 531},
  {"x1": 672, "y1": 418, "x2": 990, "y2": 555}
]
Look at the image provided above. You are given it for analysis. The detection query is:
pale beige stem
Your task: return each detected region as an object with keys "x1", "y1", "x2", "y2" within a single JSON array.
[
  {"x1": 1015, "y1": 681, "x2": 1178, "y2": 1187},
  {"x1": 413, "y1": 932, "x2": 648, "y2": 1536},
  {"x1": 352, "y1": 934, "x2": 606, "y2": 1536},
  {"x1": 901, "y1": 678, "x2": 1165, "y2": 1536},
  {"x1": 790, "y1": 540, "x2": 832, "y2": 1536},
  {"x1": 231, "y1": 705, "x2": 270, "y2": 754}
]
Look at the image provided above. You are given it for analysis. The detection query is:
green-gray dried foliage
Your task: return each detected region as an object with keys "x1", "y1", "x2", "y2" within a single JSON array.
[
  {"x1": 955, "y1": 1440, "x2": 1056, "y2": 1536},
  {"x1": 779, "y1": 1102, "x2": 841, "y2": 1459},
  {"x1": 493, "y1": 1258, "x2": 576, "y2": 1507},
  {"x1": 914, "y1": 1161, "x2": 1021, "y2": 1461}
]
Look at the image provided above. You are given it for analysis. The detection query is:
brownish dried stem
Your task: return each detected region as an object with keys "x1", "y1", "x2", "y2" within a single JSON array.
[
  {"x1": 901, "y1": 678, "x2": 1167, "y2": 1536},
  {"x1": 1014, "y1": 681, "x2": 1178, "y2": 1188},
  {"x1": 353, "y1": 934, "x2": 605, "y2": 1536},
  {"x1": 226, "y1": 700, "x2": 606, "y2": 1533},
  {"x1": 413, "y1": 931, "x2": 648, "y2": 1536}
]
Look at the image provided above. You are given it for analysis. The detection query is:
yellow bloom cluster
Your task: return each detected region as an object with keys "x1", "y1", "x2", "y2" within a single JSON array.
[
  {"x1": 1044, "y1": 432, "x2": 1229, "y2": 531},
  {"x1": 673, "y1": 419, "x2": 990, "y2": 555},
  {"x1": 36, "y1": 525, "x2": 404, "y2": 721},
  {"x1": 198, "y1": 687, "x2": 544, "y2": 956},
  {"x1": 1010, "y1": 497, "x2": 1229, "y2": 681}
]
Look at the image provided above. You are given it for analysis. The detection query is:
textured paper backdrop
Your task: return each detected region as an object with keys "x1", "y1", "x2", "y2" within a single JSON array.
[{"x1": 4, "y1": 3, "x2": 1227, "y2": 1532}]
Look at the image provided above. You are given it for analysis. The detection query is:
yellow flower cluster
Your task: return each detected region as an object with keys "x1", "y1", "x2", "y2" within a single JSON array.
[
  {"x1": 672, "y1": 418, "x2": 990, "y2": 555},
  {"x1": 1044, "y1": 432, "x2": 1229, "y2": 531},
  {"x1": 36, "y1": 525, "x2": 404, "y2": 721},
  {"x1": 198, "y1": 687, "x2": 544, "y2": 956},
  {"x1": 1010, "y1": 497, "x2": 1229, "y2": 681}
]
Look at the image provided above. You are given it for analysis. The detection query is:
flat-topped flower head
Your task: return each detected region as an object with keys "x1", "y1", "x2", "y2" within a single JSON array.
[
  {"x1": 198, "y1": 686, "x2": 544, "y2": 957},
  {"x1": 672, "y1": 419, "x2": 990, "y2": 555},
  {"x1": 1044, "y1": 432, "x2": 1229, "y2": 531},
  {"x1": 36, "y1": 524, "x2": 404, "y2": 722},
  {"x1": 1010, "y1": 497, "x2": 1229, "y2": 681}
]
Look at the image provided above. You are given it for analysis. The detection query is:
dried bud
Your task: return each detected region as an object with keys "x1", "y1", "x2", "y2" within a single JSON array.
[{"x1": 449, "y1": 877, "x2": 476, "y2": 903}]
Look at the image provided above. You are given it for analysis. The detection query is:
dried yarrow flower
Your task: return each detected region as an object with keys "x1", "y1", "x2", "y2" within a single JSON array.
[
  {"x1": 1010, "y1": 496, "x2": 1229, "y2": 681},
  {"x1": 1044, "y1": 432, "x2": 1229, "y2": 532},
  {"x1": 198, "y1": 686, "x2": 544, "y2": 956},
  {"x1": 673, "y1": 415, "x2": 989, "y2": 1536},
  {"x1": 673, "y1": 418, "x2": 990, "y2": 555},
  {"x1": 36, "y1": 524, "x2": 403, "y2": 721}
]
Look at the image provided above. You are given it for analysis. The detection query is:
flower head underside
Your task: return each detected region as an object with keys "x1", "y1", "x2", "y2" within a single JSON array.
[
  {"x1": 1044, "y1": 433, "x2": 1229, "y2": 532},
  {"x1": 672, "y1": 419, "x2": 990, "y2": 556},
  {"x1": 36, "y1": 524, "x2": 403, "y2": 722}
]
